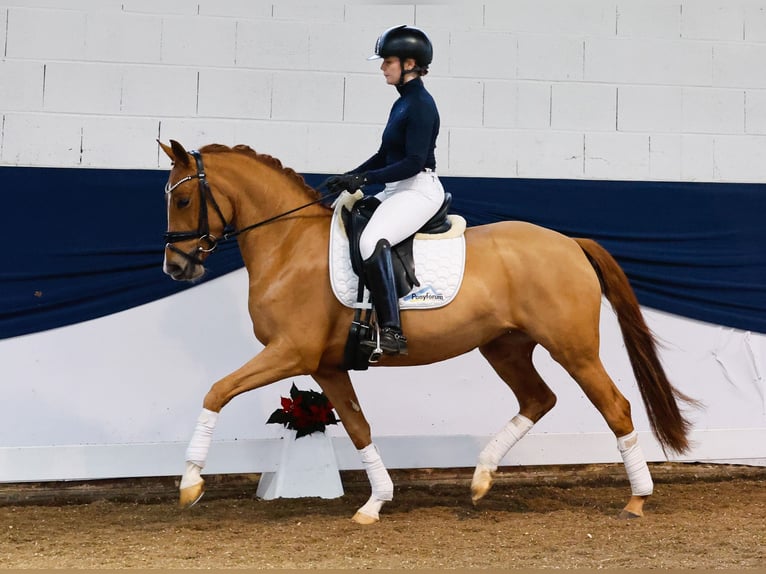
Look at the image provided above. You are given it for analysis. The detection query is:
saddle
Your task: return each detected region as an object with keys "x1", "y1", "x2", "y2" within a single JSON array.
[
  {"x1": 341, "y1": 192, "x2": 453, "y2": 298},
  {"x1": 339, "y1": 192, "x2": 454, "y2": 371}
]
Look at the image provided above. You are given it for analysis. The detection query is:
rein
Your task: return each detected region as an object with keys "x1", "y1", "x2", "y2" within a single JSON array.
[{"x1": 164, "y1": 150, "x2": 339, "y2": 265}]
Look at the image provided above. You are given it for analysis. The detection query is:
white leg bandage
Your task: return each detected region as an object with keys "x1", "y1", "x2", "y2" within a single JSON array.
[
  {"x1": 356, "y1": 443, "x2": 394, "y2": 520},
  {"x1": 185, "y1": 408, "x2": 219, "y2": 468},
  {"x1": 478, "y1": 414, "x2": 535, "y2": 470},
  {"x1": 617, "y1": 430, "x2": 654, "y2": 496},
  {"x1": 359, "y1": 443, "x2": 394, "y2": 501}
]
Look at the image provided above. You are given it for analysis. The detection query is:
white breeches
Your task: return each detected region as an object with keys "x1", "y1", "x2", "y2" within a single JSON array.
[{"x1": 359, "y1": 171, "x2": 445, "y2": 260}]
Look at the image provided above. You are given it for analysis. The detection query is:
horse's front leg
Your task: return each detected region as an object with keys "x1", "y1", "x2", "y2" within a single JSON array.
[
  {"x1": 312, "y1": 369, "x2": 393, "y2": 525},
  {"x1": 179, "y1": 342, "x2": 309, "y2": 509}
]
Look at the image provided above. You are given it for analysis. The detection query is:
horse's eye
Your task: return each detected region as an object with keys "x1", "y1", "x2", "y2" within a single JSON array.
[{"x1": 176, "y1": 197, "x2": 191, "y2": 209}]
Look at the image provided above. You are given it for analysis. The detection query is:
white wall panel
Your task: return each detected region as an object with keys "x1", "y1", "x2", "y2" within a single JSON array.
[
  {"x1": 744, "y1": 3, "x2": 766, "y2": 41},
  {"x1": 272, "y1": 72, "x2": 344, "y2": 122},
  {"x1": 0, "y1": 0, "x2": 763, "y2": 180},
  {"x1": 679, "y1": 134, "x2": 716, "y2": 181},
  {"x1": 0, "y1": 8, "x2": 7, "y2": 53},
  {"x1": 0, "y1": 61, "x2": 44, "y2": 112},
  {"x1": 616, "y1": 0, "x2": 681, "y2": 39},
  {"x1": 161, "y1": 15, "x2": 237, "y2": 67},
  {"x1": 158, "y1": 118, "x2": 237, "y2": 155},
  {"x1": 307, "y1": 23, "x2": 380, "y2": 74},
  {"x1": 483, "y1": 81, "x2": 550, "y2": 129},
  {"x1": 648, "y1": 134, "x2": 682, "y2": 180},
  {"x1": 485, "y1": 0, "x2": 616, "y2": 36},
  {"x1": 449, "y1": 30, "x2": 517, "y2": 79},
  {"x1": 618, "y1": 86, "x2": 683, "y2": 133},
  {"x1": 273, "y1": 1, "x2": 345, "y2": 22},
  {"x1": 585, "y1": 132, "x2": 649, "y2": 179},
  {"x1": 43, "y1": 62, "x2": 123, "y2": 115},
  {"x1": 236, "y1": 19, "x2": 311, "y2": 70},
  {"x1": 344, "y1": 3, "x2": 414, "y2": 26},
  {"x1": 5, "y1": 7, "x2": 87, "y2": 60},
  {"x1": 234, "y1": 120, "x2": 310, "y2": 173},
  {"x1": 517, "y1": 35, "x2": 583, "y2": 82},
  {"x1": 121, "y1": 66, "x2": 198, "y2": 117},
  {"x1": 306, "y1": 123, "x2": 382, "y2": 174},
  {"x1": 713, "y1": 44, "x2": 766, "y2": 89},
  {"x1": 447, "y1": 127, "x2": 518, "y2": 177},
  {"x1": 343, "y1": 75, "x2": 397, "y2": 124},
  {"x1": 81, "y1": 116, "x2": 159, "y2": 168},
  {"x1": 681, "y1": 0, "x2": 743, "y2": 41},
  {"x1": 198, "y1": 0, "x2": 272, "y2": 19},
  {"x1": 712, "y1": 135, "x2": 766, "y2": 181},
  {"x1": 428, "y1": 78, "x2": 484, "y2": 128},
  {"x1": 84, "y1": 12, "x2": 162, "y2": 64},
  {"x1": 515, "y1": 131, "x2": 584, "y2": 179},
  {"x1": 745, "y1": 90, "x2": 766, "y2": 134},
  {"x1": 197, "y1": 69, "x2": 272, "y2": 120},
  {"x1": 585, "y1": 38, "x2": 712, "y2": 86},
  {"x1": 415, "y1": 3, "x2": 485, "y2": 29},
  {"x1": 682, "y1": 88, "x2": 744, "y2": 134},
  {"x1": 121, "y1": 0, "x2": 195, "y2": 16},
  {"x1": 551, "y1": 84, "x2": 616, "y2": 131},
  {"x1": 1, "y1": 113, "x2": 83, "y2": 166}
]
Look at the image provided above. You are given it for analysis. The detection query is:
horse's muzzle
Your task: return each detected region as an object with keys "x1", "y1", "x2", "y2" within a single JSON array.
[{"x1": 163, "y1": 246, "x2": 206, "y2": 282}]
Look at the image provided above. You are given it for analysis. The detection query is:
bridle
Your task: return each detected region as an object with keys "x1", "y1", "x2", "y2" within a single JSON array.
[{"x1": 164, "y1": 150, "x2": 338, "y2": 266}]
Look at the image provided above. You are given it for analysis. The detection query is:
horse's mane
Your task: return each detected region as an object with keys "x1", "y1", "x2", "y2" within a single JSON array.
[{"x1": 198, "y1": 143, "x2": 322, "y2": 201}]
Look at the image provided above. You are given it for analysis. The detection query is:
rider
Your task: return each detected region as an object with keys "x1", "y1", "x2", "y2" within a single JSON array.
[{"x1": 327, "y1": 25, "x2": 445, "y2": 357}]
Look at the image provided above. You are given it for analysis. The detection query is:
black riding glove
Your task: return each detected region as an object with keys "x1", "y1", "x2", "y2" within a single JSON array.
[{"x1": 327, "y1": 172, "x2": 368, "y2": 193}]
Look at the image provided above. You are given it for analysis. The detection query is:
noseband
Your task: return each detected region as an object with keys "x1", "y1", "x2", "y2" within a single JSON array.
[{"x1": 164, "y1": 150, "x2": 339, "y2": 267}]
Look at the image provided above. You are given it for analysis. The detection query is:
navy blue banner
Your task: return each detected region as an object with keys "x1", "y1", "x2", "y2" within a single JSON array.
[{"x1": 1, "y1": 166, "x2": 764, "y2": 339}]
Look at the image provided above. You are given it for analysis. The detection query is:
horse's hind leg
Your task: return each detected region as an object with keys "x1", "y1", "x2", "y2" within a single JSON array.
[
  {"x1": 472, "y1": 333, "x2": 558, "y2": 503},
  {"x1": 311, "y1": 368, "x2": 393, "y2": 525},
  {"x1": 554, "y1": 349, "x2": 653, "y2": 518}
]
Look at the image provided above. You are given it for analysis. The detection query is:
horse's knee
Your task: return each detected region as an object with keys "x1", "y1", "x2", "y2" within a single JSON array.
[{"x1": 344, "y1": 420, "x2": 372, "y2": 449}]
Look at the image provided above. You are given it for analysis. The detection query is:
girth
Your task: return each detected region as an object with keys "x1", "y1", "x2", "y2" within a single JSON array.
[{"x1": 341, "y1": 192, "x2": 453, "y2": 298}]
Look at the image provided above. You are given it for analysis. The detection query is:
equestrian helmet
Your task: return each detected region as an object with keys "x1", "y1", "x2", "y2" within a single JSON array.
[{"x1": 368, "y1": 25, "x2": 433, "y2": 68}]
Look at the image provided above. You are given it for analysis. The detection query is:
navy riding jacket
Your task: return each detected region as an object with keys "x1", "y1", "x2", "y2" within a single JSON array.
[{"x1": 352, "y1": 77, "x2": 440, "y2": 184}]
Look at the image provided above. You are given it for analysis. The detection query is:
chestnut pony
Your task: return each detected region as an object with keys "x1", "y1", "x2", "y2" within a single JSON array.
[{"x1": 160, "y1": 140, "x2": 694, "y2": 523}]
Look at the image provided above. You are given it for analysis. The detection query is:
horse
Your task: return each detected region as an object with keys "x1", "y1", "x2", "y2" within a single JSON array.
[{"x1": 159, "y1": 140, "x2": 696, "y2": 524}]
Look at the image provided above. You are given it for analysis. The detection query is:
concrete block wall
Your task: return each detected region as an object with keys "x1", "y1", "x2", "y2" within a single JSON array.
[{"x1": 1, "y1": 0, "x2": 766, "y2": 181}]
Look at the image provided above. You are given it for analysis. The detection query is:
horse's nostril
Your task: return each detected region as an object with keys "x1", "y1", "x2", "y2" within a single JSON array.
[{"x1": 164, "y1": 260, "x2": 184, "y2": 278}]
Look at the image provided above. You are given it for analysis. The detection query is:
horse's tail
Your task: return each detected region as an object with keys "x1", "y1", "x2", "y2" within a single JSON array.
[{"x1": 574, "y1": 237, "x2": 698, "y2": 455}]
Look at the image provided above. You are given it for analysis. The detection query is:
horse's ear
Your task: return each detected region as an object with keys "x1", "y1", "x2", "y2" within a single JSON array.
[{"x1": 158, "y1": 139, "x2": 190, "y2": 167}]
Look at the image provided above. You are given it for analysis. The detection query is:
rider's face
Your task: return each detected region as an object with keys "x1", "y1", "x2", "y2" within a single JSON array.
[
  {"x1": 381, "y1": 57, "x2": 417, "y2": 85},
  {"x1": 381, "y1": 57, "x2": 401, "y2": 85}
]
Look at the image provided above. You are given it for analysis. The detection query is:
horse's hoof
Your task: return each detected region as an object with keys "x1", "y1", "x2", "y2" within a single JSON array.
[
  {"x1": 179, "y1": 481, "x2": 205, "y2": 509},
  {"x1": 471, "y1": 490, "x2": 485, "y2": 506},
  {"x1": 618, "y1": 509, "x2": 642, "y2": 520},
  {"x1": 351, "y1": 511, "x2": 379, "y2": 525},
  {"x1": 470, "y1": 467, "x2": 493, "y2": 504}
]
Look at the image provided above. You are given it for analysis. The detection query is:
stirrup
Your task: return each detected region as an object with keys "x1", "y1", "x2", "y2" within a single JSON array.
[{"x1": 362, "y1": 327, "x2": 408, "y2": 357}]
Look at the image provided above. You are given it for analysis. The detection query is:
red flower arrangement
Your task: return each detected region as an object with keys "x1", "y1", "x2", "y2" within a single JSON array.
[{"x1": 266, "y1": 383, "x2": 339, "y2": 438}]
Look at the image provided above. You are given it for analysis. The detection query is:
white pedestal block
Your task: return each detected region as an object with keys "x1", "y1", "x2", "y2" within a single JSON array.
[{"x1": 256, "y1": 430, "x2": 344, "y2": 499}]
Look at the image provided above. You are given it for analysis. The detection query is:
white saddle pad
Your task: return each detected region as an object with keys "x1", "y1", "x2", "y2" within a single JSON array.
[{"x1": 329, "y1": 191, "x2": 467, "y2": 310}]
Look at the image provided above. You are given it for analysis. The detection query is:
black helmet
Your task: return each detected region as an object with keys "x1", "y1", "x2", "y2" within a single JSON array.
[{"x1": 368, "y1": 25, "x2": 433, "y2": 68}]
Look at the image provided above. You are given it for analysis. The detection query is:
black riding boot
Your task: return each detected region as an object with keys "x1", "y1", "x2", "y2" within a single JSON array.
[{"x1": 362, "y1": 239, "x2": 408, "y2": 356}]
